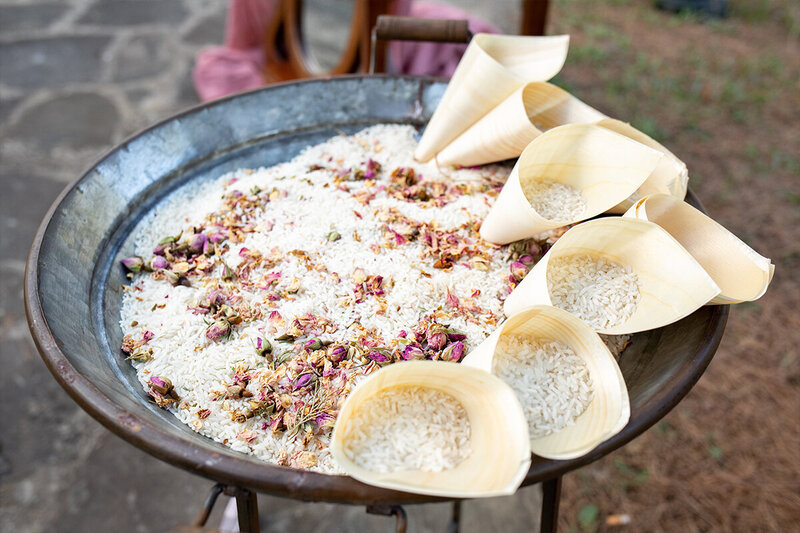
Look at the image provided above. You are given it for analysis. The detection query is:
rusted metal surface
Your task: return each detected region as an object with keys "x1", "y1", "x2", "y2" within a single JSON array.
[
  {"x1": 25, "y1": 75, "x2": 728, "y2": 508},
  {"x1": 194, "y1": 483, "x2": 224, "y2": 528},
  {"x1": 367, "y1": 504, "x2": 408, "y2": 533}
]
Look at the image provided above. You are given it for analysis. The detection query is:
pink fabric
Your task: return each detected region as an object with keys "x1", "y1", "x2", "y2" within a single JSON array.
[
  {"x1": 193, "y1": 47, "x2": 266, "y2": 102},
  {"x1": 225, "y1": 0, "x2": 279, "y2": 49},
  {"x1": 192, "y1": 0, "x2": 500, "y2": 102}
]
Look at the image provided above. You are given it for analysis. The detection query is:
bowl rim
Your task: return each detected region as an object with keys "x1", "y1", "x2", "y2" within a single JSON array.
[{"x1": 24, "y1": 74, "x2": 728, "y2": 505}]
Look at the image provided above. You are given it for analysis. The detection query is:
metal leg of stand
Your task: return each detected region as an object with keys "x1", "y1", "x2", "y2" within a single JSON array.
[
  {"x1": 540, "y1": 476, "x2": 562, "y2": 533},
  {"x1": 446, "y1": 500, "x2": 461, "y2": 533},
  {"x1": 366, "y1": 504, "x2": 407, "y2": 533},
  {"x1": 233, "y1": 487, "x2": 260, "y2": 533},
  {"x1": 194, "y1": 483, "x2": 225, "y2": 527}
]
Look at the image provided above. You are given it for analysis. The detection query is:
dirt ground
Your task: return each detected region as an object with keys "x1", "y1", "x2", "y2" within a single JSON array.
[{"x1": 545, "y1": 1, "x2": 800, "y2": 531}]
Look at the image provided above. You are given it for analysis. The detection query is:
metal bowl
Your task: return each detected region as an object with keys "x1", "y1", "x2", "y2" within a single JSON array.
[{"x1": 25, "y1": 75, "x2": 727, "y2": 505}]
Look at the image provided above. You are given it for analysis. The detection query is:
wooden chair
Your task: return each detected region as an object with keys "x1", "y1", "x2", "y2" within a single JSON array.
[{"x1": 261, "y1": 0, "x2": 550, "y2": 81}]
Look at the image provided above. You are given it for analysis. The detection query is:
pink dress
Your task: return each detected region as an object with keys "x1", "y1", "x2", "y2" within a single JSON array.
[{"x1": 192, "y1": 0, "x2": 499, "y2": 102}]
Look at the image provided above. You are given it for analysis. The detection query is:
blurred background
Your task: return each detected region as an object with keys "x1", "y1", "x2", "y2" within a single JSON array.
[{"x1": 1, "y1": 0, "x2": 798, "y2": 531}]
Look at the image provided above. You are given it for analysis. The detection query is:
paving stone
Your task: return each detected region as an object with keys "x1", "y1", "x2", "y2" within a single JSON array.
[
  {"x1": 0, "y1": 36, "x2": 111, "y2": 90},
  {"x1": 176, "y1": 67, "x2": 201, "y2": 110},
  {"x1": 183, "y1": 9, "x2": 226, "y2": 46},
  {"x1": 0, "y1": 170, "x2": 66, "y2": 271},
  {"x1": 51, "y1": 433, "x2": 205, "y2": 533},
  {"x1": 125, "y1": 87, "x2": 152, "y2": 105},
  {"x1": 0, "y1": 96, "x2": 22, "y2": 124},
  {"x1": 5, "y1": 92, "x2": 119, "y2": 151},
  {"x1": 78, "y1": 0, "x2": 188, "y2": 27},
  {"x1": 0, "y1": 2, "x2": 70, "y2": 33},
  {"x1": 110, "y1": 31, "x2": 177, "y2": 82}
]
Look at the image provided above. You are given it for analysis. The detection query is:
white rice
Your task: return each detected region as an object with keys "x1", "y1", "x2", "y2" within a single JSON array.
[
  {"x1": 522, "y1": 180, "x2": 587, "y2": 221},
  {"x1": 546, "y1": 254, "x2": 640, "y2": 330},
  {"x1": 119, "y1": 125, "x2": 514, "y2": 473},
  {"x1": 344, "y1": 386, "x2": 471, "y2": 473},
  {"x1": 492, "y1": 336, "x2": 593, "y2": 439}
]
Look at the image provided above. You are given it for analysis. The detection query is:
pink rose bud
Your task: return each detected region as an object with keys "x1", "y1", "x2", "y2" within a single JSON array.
[
  {"x1": 121, "y1": 256, "x2": 144, "y2": 273},
  {"x1": 440, "y1": 341, "x2": 464, "y2": 362}
]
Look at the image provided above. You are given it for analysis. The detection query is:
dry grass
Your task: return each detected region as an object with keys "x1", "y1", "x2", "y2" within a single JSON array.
[{"x1": 546, "y1": 1, "x2": 800, "y2": 531}]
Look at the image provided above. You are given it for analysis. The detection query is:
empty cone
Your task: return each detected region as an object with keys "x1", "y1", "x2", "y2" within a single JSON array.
[{"x1": 415, "y1": 33, "x2": 570, "y2": 162}]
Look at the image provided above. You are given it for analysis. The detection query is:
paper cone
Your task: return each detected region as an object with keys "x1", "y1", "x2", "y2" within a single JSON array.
[
  {"x1": 437, "y1": 82, "x2": 606, "y2": 167},
  {"x1": 415, "y1": 33, "x2": 570, "y2": 162},
  {"x1": 624, "y1": 194, "x2": 774, "y2": 304},
  {"x1": 462, "y1": 305, "x2": 630, "y2": 460},
  {"x1": 596, "y1": 119, "x2": 689, "y2": 213},
  {"x1": 480, "y1": 124, "x2": 663, "y2": 244},
  {"x1": 330, "y1": 361, "x2": 531, "y2": 498},
  {"x1": 503, "y1": 217, "x2": 721, "y2": 334}
]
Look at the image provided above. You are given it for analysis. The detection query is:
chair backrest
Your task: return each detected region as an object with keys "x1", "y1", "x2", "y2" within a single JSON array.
[{"x1": 262, "y1": 0, "x2": 549, "y2": 81}]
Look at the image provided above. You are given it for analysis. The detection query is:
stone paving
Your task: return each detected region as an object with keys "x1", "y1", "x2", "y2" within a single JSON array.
[{"x1": 0, "y1": 1, "x2": 540, "y2": 531}]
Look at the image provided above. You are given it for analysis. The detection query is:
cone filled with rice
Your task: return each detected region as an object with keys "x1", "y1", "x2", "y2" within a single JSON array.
[
  {"x1": 503, "y1": 217, "x2": 721, "y2": 334},
  {"x1": 331, "y1": 361, "x2": 531, "y2": 498},
  {"x1": 463, "y1": 305, "x2": 629, "y2": 460}
]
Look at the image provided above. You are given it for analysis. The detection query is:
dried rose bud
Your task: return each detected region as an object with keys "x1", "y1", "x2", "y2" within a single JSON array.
[
  {"x1": 426, "y1": 328, "x2": 448, "y2": 351},
  {"x1": 188, "y1": 233, "x2": 208, "y2": 254},
  {"x1": 440, "y1": 341, "x2": 465, "y2": 362},
  {"x1": 152, "y1": 242, "x2": 169, "y2": 256},
  {"x1": 294, "y1": 373, "x2": 314, "y2": 389},
  {"x1": 151, "y1": 256, "x2": 168, "y2": 270},
  {"x1": 518, "y1": 254, "x2": 536, "y2": 266},
  {"x1": 255, "y1": 337, "x2": 272, "y2": 357},
  {"x1": 315, "y1": 412, "x2": 335, "y2": 428},
  {"x1": 149, "y1": 375, "x2": 173, "y2": 395},
  {"x1": 158, "y1": 233, "x2": 179, "y2": 245},
  {"x1": 328, "y1": 346, "x2": 346, "y2": 363},
  {"x1": 401, "y1": 345, "x2": 424, "y2": 361},
  {"x1": 222, "y1": 262, "x2": 235, "y2": 281},
  {"x1": 209, "y1": 231, "x2": 226, "y2": 243},
  {"x1": 121, "y1": 256, "x2": 144, "y2": 273},
  {"x1": 448, "y1": 332, "x2": 467, "y2": 342},
  {"x1": 203, "y1": 289, "x2": 225, "y2": 308},
  {"x1": 202, "y1": 239, "x2": 214, "y2": 255},
  {"x1": 205, "y1": 319, "x2": 231, "y2": 342},
  {"x1": 304, "y1": 338, "x2": 322, "y2": 351},
  {"x1": 367, "y1": 351, "x2": 390, "y2": 364},
  {"x1": 510, "y1": 261, "x2": 528, "y2": 282}
]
